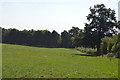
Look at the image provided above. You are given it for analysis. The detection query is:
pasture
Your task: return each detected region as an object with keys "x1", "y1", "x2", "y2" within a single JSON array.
[{"x1": 2, "y1": 44, "x2": 119, "y2": 78}]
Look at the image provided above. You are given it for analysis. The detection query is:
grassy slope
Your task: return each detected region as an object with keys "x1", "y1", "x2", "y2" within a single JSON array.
[{"x1": 2, "y1": 44, "x2": 119, "y2": 78}]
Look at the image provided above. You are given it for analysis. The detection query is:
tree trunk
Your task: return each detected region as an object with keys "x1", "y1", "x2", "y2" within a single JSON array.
[
  {"x1": 97, "y1": 31, "x2": 102, "y2": 56},
  {"x1": 97, "y1": 43, "x2": 101, "y2": 56},
  {"x1": 97, "y1": 27, "x2": 102, "y2": 56}
]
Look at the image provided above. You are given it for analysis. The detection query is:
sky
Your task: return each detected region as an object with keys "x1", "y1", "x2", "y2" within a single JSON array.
[{"x1": 0, "y1": 0, "x2": 119, "y2": 33}]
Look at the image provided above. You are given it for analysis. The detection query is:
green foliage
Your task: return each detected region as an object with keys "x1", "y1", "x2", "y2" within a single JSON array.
[
  {"x1": 85, "y1": 4, "x2": 117, "y2": 55},
  {"x1": 2, "y1": 28, "x2": 62, "y2": 48},
  {"x1": 2, "y1": 43, "x2": 119, "y2": 78},
  {"x1": 71, "y1": 31, "x2": 84, "y2": 47},
  {"x1": 76, "y1": 47, "x2": 97, "y2": 54},
  {"x1": 61, "y1": 30, "x2": 72, "y2": 48},
  {"x1": 68, "y1": 26, "x2": 84, "y2": 47},
  {"x1": 51, "y1": 30, "x2": 61, "y2": 47},
  {"x1": 117, "y1": 21, "x2": 120, "y2": 29},
  {"x1": 68, "y1": 26, "x2": 81, "y2": 37},
  {"x1": 100, "y1": 34, "x2": 120, "y2": 58},
  {"x1": 100, "y1": 41, "x2": 107, "y2": 55}
]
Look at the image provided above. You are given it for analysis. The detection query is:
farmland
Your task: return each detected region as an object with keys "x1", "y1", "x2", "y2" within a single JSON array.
[{"x1": 2, "y1": 44, "x2": 119, "y2": 78}]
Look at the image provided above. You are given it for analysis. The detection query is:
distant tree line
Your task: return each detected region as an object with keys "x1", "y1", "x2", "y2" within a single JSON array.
[
  {"x1": 1, "y1": 4, "x2": 120, "y2": 56},
  {"x1": 1, "y1": 26, "x2": 83, "y2": 48}
]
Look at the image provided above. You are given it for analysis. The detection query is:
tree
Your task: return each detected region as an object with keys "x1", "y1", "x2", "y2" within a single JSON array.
[
  {"x1": 32, "y1": 30, "x2": 43, "y2": 47},
  {"x1": 4, "y1": 28, "x2": 20, "y2": 44},
  {"x1": 85, "y1": 4, "x2": 117, "y2": 55},
  {"x1": 21, "y1": 30, "x2": 32, "y2": 46},
  {"x1": 51, "y1": 30, "x2": 61, "y2": 47},
  {"x1": 116, "y1": 21, "x2": 120, "y2": 30},
  {"x1": 2, "y1": 28, "x2": 7, "y2": 43},
  {"x1": 68, "y1": 27, "x2": 80, "y2": 37},
  {"x1": 61, "y1": 30, "x2": 72, "y2": 48},
  {"x1": 41, "y1": 30, "x2": 52, "y2": 47},
  {"x1": 0, "y1": 27, "x2": 2, "y2": 43},
  {"x1": 68, "y1": 27, "x2": 84, "y2": 47}
]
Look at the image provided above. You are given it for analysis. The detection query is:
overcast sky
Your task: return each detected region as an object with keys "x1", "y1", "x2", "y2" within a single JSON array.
[{"x1": 0, "y1": 0, "x2": 119, "y2": 33}]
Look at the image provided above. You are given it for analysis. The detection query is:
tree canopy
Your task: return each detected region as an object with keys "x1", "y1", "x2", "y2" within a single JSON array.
[{"x1": 84, "y1": 4, "x2": 117, "y2": 55}]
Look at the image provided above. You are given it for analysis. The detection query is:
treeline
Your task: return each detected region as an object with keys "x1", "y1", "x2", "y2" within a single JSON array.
[{"x1": 1, "y1": 27, "x2": 84, "y2": 48}]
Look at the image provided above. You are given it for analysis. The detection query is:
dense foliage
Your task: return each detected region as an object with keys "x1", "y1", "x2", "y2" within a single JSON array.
[
  {"x1": 1, "y1": 26, "x2": 85, "y2": 48},
  {"x1": 84, "y1": 4, "x2": 117, "y2": 55},
  {"x1": 100, "y1": 34, "x2": 120, "y2": 58},
  {"x1": 2, "y1": 28, "x2": 61, "y2": 48}
]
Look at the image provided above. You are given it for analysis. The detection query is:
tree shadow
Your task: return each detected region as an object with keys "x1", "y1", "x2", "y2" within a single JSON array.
[{"x1": 72, "y1": 53, "x2": 95, "y2": 57}]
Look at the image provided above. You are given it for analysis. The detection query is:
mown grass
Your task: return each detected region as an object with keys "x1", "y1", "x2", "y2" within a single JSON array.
[{"x1": 2, "y1": 44, "x2": 119, "y2": 78}]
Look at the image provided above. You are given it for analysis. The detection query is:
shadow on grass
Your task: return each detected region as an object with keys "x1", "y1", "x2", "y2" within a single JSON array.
[{"x1": 72, "y1": 53, "x2": 95, "y2": 57}]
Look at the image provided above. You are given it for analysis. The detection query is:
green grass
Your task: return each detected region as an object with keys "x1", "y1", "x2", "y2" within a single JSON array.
[{"x1": 2, "y1": 44, "x2": 119, "y2": 78}]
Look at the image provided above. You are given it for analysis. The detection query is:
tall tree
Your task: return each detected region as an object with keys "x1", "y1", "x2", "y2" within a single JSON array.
[
  {"x1": 4, "y1": 28, "x2": 20, "y2": 44},
  {"x1": 68, "y1": 27, "x2": 80, "y2": 37},
  {"x1": 61, "y1": 30, "x2": 72, "y2": 48},
  {"x1": 51, "y1": 30, "x2": 61, "y2": 47},
  {"x1": 85, "y1": 4, "x2": 117, "y2": 55},
  {"x1": 21, "y1": 30, "x2": 32, "y2": 46},
  {"x1": 42, "y1": 30, "x2": 52, "y2": 47},
  {"x1": 117, "y1": 21, "x2": 120, "y2": 30},
  {"x1": 32, "y1": 30, "x2": 43, "y2": 47},
  {"x1": 69, "y1": 27, "x2": 84, "y2": 47}
]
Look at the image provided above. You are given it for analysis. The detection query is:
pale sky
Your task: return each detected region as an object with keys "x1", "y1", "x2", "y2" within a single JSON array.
[{"x1": 0, "y1": 0, "x2": 119, "y2": 33}]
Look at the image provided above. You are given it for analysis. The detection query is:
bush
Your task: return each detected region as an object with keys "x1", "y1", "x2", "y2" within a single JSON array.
[
  {"x1": 100, "y1": 33, "x2": 120, "y2": 58},
  {"x1": 76, "y1": 47, "x2": 97, "y2": 54},
  {"x1": 111, "y1": 42, "x2": 120, "y2": 57},
  {"x1": 100, "y1": 41, "x2": 107, "y2": 55}
]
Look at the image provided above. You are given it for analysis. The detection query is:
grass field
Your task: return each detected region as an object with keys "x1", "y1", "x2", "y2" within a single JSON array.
[{"x1": 2, "y1": 44, "x2": 119, "y2": 78}]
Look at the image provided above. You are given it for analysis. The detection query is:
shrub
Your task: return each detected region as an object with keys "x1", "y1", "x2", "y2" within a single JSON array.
[
  {"x1": 76, "y1": 47, "x2": 97, "y2": 54},
  {"x1": 100, "y1": 41, "x2": 107, "y2": 55},
  {"x1": 100, "y1": 33, "x2": 120, "y2": 58}
]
